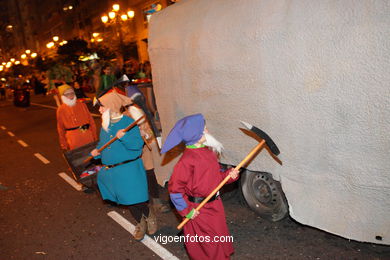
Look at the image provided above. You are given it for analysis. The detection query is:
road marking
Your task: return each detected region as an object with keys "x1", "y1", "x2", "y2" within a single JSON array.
[
  {"x1": 34, "y1": 153, "x2": 50, "y2": 164},
  {"x1": 107, "y1": 211, "x2": 179, "y2": 260},
  {"x1": 58, "y1": 172, "x2": 83, "y2": 191},
  {"x1": 1, "y1": 126, "x2": 6, "y2": 130},
  {"x1": 7, "y1": 131, "x2": 15, "y2": 137},
  {"x1": 17, "y1": 140, "x2": 28, "y2": 147},
  {"x1": 30, "y1": 102, "x2": 58, "y2": 109}
]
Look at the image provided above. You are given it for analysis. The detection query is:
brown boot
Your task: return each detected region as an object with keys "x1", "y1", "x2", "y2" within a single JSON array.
[
  {"x1": 145, "y1": 208, "x2": 158, "y2": 235},
  {"x1": 134, "y1": 217, "x2": 147, "y2": 241}
]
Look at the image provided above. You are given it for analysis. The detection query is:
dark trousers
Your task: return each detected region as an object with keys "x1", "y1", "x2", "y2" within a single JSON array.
[
  {"x1": 129, "y1": 202, "x2": 150, "y2": 222},
  {"x1": 146, "y1": 169, "x2": 160, "y2": 199}
]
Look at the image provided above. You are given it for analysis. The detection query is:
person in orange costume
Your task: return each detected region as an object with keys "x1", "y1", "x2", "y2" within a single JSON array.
[{"x1": 56, "y1": 84, "x2": 97, "y2": 151}]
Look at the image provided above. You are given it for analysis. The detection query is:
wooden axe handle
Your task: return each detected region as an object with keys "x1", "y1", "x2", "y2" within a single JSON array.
[
  {"x1": 83, "y1": 116, "x2": 145, "y2": 163},
  {"x1": 177, "y1": 139, "x2": 266, "y2": 230}
]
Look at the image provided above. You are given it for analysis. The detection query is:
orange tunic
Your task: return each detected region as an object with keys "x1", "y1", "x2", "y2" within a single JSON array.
[{"x1": 56, "y1": 101, "x2": 97, "y2": 150}]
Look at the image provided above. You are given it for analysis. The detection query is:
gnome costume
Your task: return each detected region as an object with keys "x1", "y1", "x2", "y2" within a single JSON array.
[
  {"x1": 93, "y1": 89, "x2": 157, "y2": 240},
  {"x1": 56, "y1": 84, "x2": 97, "y2": 150},
  {"x1": 162, "y1": 114, "x2": 237, "y2": 260}
]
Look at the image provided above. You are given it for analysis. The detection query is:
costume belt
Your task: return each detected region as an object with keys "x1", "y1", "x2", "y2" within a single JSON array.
[
  {"x1": 188, "y1": 191, "x2": 220, "y2": 204},
  {"x1": 103, "y1": 156, "x2": 140, "y2": 169},
  {"x1": 65, "y1": 123, "x2": 90, "y2": 131}
]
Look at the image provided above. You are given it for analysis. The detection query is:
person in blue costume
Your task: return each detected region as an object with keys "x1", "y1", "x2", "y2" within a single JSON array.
[{"x1": 90, "y1": 89, "x2": 157, "y2": 241}]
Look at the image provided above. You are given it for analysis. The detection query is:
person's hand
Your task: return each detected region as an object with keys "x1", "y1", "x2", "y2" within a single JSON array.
[
  {"x1": 116, "y1": 129, "x2": 126, "y2": 139},
  {"x1": 229, "y1": 169, "x2": 240, "y2": 179},
  {"x1": 186, "y1": 208, "x2": 200, "y2": 220},
  {"x1": 91, "y1": 149, "x2": 100, "y2": 157},
  {"x1": 191, "y1": 209, "x2": 200, "y2": 219}
]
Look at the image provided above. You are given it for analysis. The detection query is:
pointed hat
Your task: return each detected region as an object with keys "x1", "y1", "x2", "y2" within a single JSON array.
[{"x1": 161, "y1": 114, "x2": 205, "y2": 154}]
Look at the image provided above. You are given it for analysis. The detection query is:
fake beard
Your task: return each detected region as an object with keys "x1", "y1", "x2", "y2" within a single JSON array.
[
  {"x1": 204, "y1": 132, "x2": 224, "y2": 155},
  {"x1": 101, "y1": 109, "x2": 110, "y2": 132},
  {"x1": 61, "y1": 95, "x2": 77, "y2": 107}
]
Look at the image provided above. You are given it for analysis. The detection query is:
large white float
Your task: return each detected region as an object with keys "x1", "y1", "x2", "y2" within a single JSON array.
[{"x1": 148, "y1": 0, "x2": 390, "y2": 245}]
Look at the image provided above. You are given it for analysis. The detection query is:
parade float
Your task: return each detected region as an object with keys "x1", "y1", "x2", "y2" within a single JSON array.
[{"x1": 148, "y1": 0, "x2": 390, "y2": 245}]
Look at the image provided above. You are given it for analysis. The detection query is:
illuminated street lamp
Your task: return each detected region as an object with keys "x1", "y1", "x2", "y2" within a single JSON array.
[
  {"x1": 127, "y1": 10, "x2": 135, "y2": 18},
  {"x1": 46, "y1": 42, "x2": 55, "y2": 48},
  {"x1": 25, "y1": 49, "x2": 31, "y2": 54},
  {"x1": 113, "y1": 4, "x2": 120, "y2": 12},
  {"x1": 121, "y1": 14, "x2": 128, "y2": 21},
  {"x1": 108, "y1": 11, "x2": 116, "y2": 19},
  {"x1": 53, "y1": 36, "x2": 59, "y2": 42},
  {"x1": 31, "y1": 53, "x2": 37, "y2": 58},
  {"x1": 100, "y1": 4, "x2": 135, "y2": 63},
  {"x1": 21, "y1": 54, "x2": 27, "y2": 59},
  {"x1": 15, "y1": 60, "x2": 20, "y2": 65},
  {"x1": 101, "y1": 15, "x2": 108, "y2": 23},
  {"x1": 10, "y1": 58, "x2": 15, "y2": 63}
]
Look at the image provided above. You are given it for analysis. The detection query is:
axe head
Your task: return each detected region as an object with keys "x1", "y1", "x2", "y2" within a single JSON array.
[{"x1": 241, "y1": 122, "x2": 280, "y2": 156}]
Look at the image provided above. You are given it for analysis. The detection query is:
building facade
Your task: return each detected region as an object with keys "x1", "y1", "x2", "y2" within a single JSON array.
[{"x1": 0, "y1": 0, "x2": 176, "y2": 64}]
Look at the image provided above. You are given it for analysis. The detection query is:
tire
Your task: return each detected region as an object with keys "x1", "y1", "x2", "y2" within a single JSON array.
[{"x1": 240, "y1": 170, "x2": 288, "y2": 221}]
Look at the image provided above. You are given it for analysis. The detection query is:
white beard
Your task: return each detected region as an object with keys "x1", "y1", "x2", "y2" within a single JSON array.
[
  {"x1": 101, "y1": 109, "x2": 111, "y2": 132},
  {"x1": 61, "y1": 95, "x2": 77, "y2": 107},
  {"x1": 204, "y1": 132, "x2": 224, "y2": 155}
]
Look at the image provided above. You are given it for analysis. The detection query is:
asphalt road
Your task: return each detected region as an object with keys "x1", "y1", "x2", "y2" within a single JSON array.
[{"x1": 1, "y1": 95, "x2": 389, "y2": 260}]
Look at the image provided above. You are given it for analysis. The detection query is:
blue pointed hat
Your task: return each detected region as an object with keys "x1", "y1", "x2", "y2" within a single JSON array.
[{"x1": 161, "y1": 114, "x2": 205, "y2": 154}]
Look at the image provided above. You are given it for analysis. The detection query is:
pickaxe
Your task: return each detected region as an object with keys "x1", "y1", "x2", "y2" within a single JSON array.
[
  {"x1": 83, "y1": 115, "x2": 145, "y2": 163},
  {"x1": 177, "y1": 122, "x2": 280, "y2": 230}
]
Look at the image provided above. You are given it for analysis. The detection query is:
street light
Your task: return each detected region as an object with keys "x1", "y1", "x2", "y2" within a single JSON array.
[
  {"x1": 108, "y1": 11, "x2": 116, "y2": 19},
  {"x1": 21, "y1": 54, "x2": 27, "y2": 59},
  {"x1": 100, "y1": 4, "x2": 135, "y2": 63},
  {"x1": 127, "y1": 10, "x2": 135, "y2": 18},
  {"x1": 31, "y1": 53, "x2": 37, "y2": 58},
  {"x1": 101, "y1": 15, "x2": 108, "y2": 23},
  {"x1": 25, "y1": 50, "x2": 31, "y2": 54},
  {"x1": 113, "y1": 4, "x2": 120, "y2": 12},
  {"x1": 46, "y1": 42, "x2": 55, "y2": 48},
  {"x1": 53, "y1": 36, "x2": 59, "y2": 42}
]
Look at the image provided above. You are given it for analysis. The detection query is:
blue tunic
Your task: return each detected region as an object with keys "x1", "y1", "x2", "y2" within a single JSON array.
[{"x1": 96, "y1": 116, "x2": 148, "y2": 205}]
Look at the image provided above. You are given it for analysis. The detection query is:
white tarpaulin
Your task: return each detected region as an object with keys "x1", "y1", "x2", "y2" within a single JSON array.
[{"x1": 148, "y1": 0, "x2": 390, "y2": 245}]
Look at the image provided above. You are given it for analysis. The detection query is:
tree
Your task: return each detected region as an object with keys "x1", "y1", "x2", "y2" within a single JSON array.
[{"x1": 57, "y1": 38, "x2": 90, "y2": 64}]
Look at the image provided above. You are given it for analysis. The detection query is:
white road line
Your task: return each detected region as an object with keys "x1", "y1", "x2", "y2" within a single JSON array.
[
  {"x1": 17, "y1": 140, "x2": 29, "y2": 147},
  {"x1": 34, "y1": 153, "x2": 50, "y2": 164},
  {"x1": 1, "y1": 126, "x2": 6, "y2": 130},
  {"x1": 7, "y1": 131, "x2": 15, "y2": 137},
  {"x1": 107, "y1": 211, "x2": 179, "y2": 260},
  {"x1": 30, "y1": 102, "x2": 58, "y2": 109},
  {"x1": 58, "y1": 172, "x2": 83, "y2": 191},
  {"x1": 31, "y1": 102, "x2": 100, "y2": 118}
]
